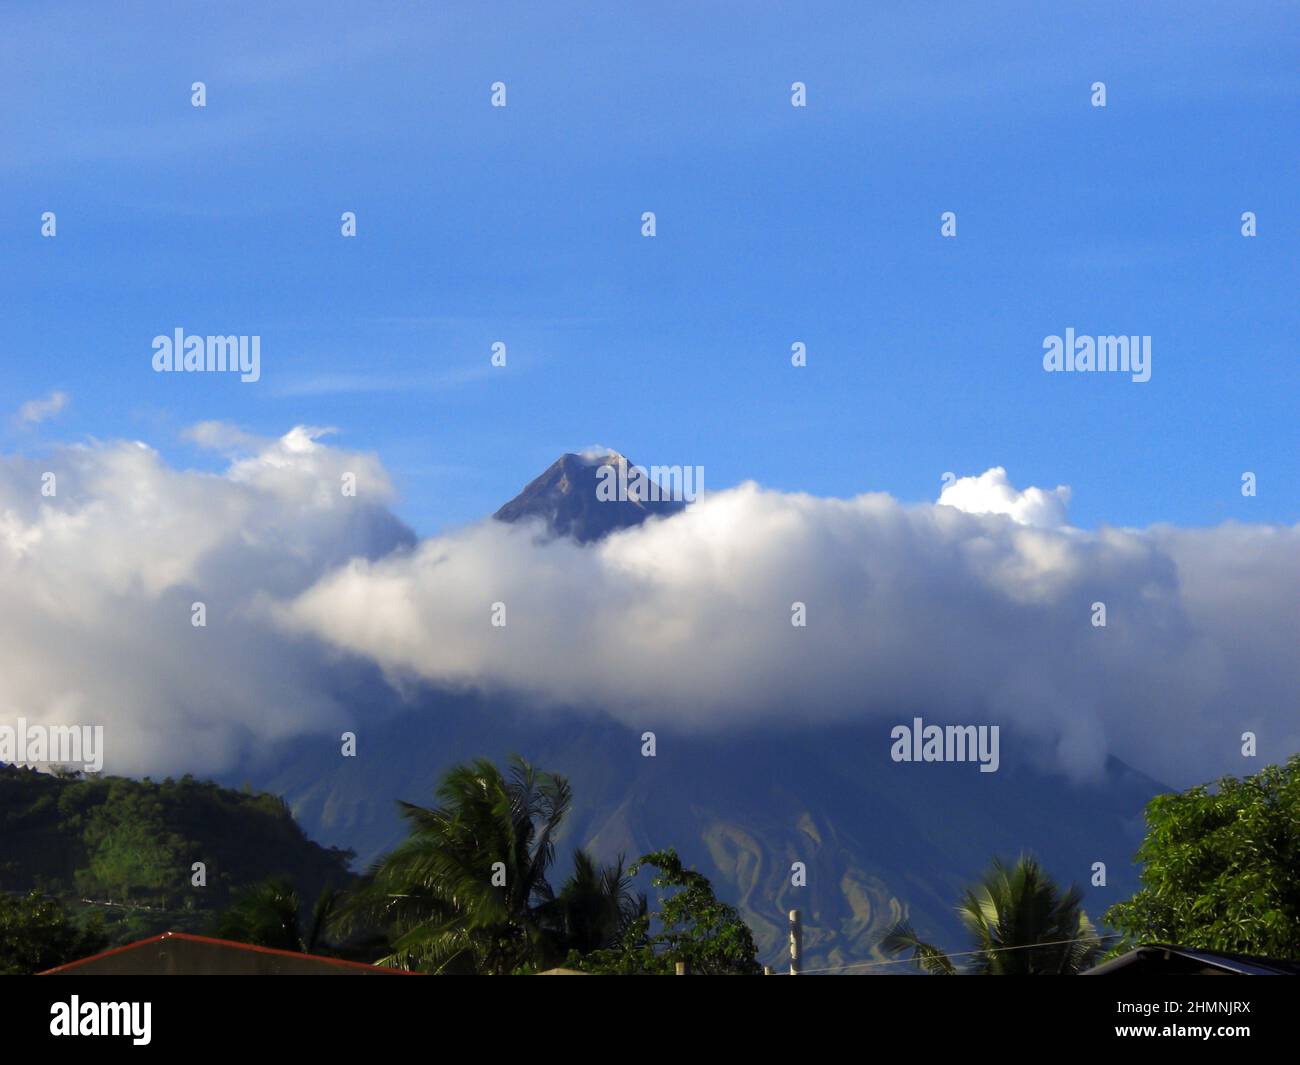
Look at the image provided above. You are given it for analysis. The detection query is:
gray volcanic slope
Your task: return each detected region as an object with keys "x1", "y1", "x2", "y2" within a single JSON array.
[{"x1": 250, "y1": 696, "x2": 1161, "y2": 972}]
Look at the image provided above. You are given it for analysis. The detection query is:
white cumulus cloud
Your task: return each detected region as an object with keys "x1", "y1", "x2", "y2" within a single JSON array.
[
  {"x1": 938, "y1": 466, "x2": 1071, "y2": 527},
  {"x1": 0, "y1": 427, "x2": 1295, "y2": 790},
  {"x1": 0, "y1": 426, "x2": 410, "y2": 775}
]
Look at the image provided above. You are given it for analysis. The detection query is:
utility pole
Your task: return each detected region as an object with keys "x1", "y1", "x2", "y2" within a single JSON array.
[{"x1": 788, "y1": 908, "x2": 802, "y2": 975}]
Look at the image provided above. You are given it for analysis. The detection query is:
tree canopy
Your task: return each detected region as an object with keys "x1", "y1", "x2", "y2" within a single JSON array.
[
  {"x1": 574, "y1": 849, "x2": 762, "y2": 974},
  {"x1": 1104, "y1": 755, "x2": 1300, "y2": 957}
]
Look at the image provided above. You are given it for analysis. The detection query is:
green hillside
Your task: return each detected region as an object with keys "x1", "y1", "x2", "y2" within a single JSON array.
[{"x1": 0, "y1": 764, "x2": 353, "y2": 946}]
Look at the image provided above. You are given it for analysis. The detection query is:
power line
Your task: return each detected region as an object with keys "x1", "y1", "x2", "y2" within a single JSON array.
[{"x1": 781, "y1": 933, "x2": 1124, "y2": 975}]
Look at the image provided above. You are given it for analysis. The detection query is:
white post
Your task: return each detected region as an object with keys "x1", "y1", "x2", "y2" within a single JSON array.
[{"x1": 789, "y1": 908, "x2": 802, "y2": 976}]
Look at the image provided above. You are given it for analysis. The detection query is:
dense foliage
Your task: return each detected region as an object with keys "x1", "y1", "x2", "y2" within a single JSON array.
[
  {"x1": 574, "y1": 849, "x2": 763, "y2": 974},
  {"x1": 0, "y1": 764, "x2": 353, "y2": 947},
  {"x1": 2, "y1": 758, "x2": 770, "y2": 974},
  {"x1": 211, "y1": 876, "x2": 344, "y2": 954},
  {"x1": 0, "y1": 892, "x2": 107, "y2": 975},
  {"x1": 1, "y1": 764, "x2": 352, "y2": 905},
  {"x1": 1104, "y1": 756, "x2": 1300, "y2": 957}
]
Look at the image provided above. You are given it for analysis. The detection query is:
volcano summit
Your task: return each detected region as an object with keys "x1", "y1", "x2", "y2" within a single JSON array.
[{"x1": 493, "y1": 450, "x2": 690, "y2": 543}]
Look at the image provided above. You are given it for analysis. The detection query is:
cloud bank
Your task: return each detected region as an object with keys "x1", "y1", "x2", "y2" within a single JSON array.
[
  {"x1": 0, "y1": 428, "x2": 410, "y2": 774},
  {"x1": 1, "y1": 426, "x2": 1296, "y2": 787}
]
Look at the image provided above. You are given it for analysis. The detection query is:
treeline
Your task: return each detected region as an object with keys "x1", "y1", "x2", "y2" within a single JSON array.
[
  {"x1": 5, "y1": 753, "x2": 1300, "y2": 975},
  {"x1": 309, "y1": 752, "x2": 1300, "y2": 974},
  {"x1": 0, "y1": 757, "x2": 761, "y2": 975}
]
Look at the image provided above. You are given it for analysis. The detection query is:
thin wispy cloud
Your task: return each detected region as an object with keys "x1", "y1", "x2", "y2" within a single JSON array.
[
  {"x1": 15, "y1": 390, "x2": 69, "y2": 427},
  {"x1": 268, "y1": 366, "x2": 496, "y2": 398}
]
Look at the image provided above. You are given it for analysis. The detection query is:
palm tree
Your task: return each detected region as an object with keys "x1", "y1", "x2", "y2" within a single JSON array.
[
  {"x1": 338, "y1": 755, "x2": 572, "y2": 974},
  {"x1": 546, "y1": 850, "x2": 645, "y2": 957},
  {"x1": 882, "y1": 855, "x2": 1103, "y2": 974},
  {"x1": 212, "y1": 877, "x2": 341, "y2": 954}
]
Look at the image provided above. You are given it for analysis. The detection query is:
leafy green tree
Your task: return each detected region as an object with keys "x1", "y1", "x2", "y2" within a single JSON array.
[
  {"x1": 575, "y1": 849, "x2": 762, "y2": 974},
  {"x1": 211, "y1": 877, "x2": 341, "y2": 954},
  {"x1": 1104, "y1": 756, "x2": 1300, "y2": 957},
  {"x1": 339, "y1": 756, "x2": 572, "y2": 973},
  {"x1": 883, "y1": 855, "x2": 1102, "y2": 974},
  {"x1": 0, "y1": 892, "x2": 107, "y2": 975}
]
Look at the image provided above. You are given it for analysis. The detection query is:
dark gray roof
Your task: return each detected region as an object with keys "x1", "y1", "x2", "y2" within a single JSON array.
[{"x1": 1085, "y1": 943, "x2": 1300, "y2": 976}]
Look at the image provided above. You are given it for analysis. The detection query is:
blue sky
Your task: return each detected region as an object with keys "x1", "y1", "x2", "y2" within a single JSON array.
[{"x1": 2, "y1": 0, "x2": 1296, "y2": 534}]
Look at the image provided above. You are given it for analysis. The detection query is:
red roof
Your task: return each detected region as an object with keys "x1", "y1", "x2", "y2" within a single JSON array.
[{"x1": 39, "y1": 931, "x2": 421, "y2": 975}]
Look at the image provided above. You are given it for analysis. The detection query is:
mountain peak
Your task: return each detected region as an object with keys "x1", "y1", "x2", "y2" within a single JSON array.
[
  {"x1": 571, "y1": 447, "x2": 627, "y2": 466},
  {"x1": 494, "y1": 450, "x2": 687, "y2": 543}
]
